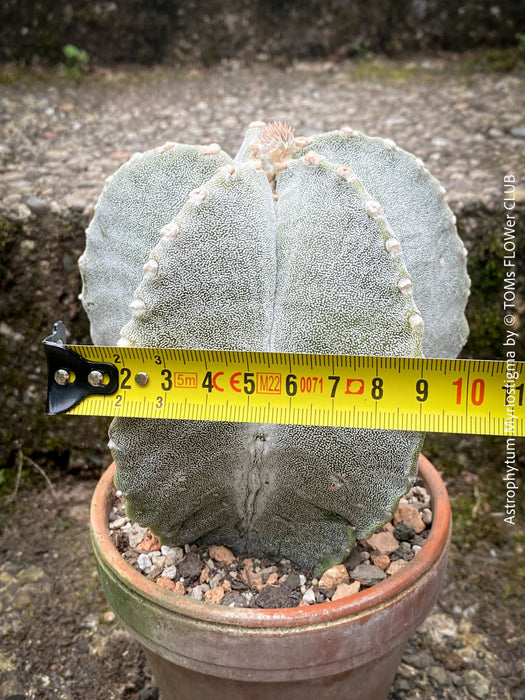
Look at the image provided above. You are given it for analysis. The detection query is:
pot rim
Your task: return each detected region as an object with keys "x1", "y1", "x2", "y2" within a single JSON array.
[{"x1": 91, "y1": 453, "x2": 451, "y2": 629}]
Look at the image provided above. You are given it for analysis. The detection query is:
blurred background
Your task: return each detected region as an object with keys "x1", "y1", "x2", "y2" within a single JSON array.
[
  {"x1": 1, "y1": 0, "x2": 524, "y2": 66},
  {"x1": 0, "y1": 2, "x2": 524, "y2": 699}
]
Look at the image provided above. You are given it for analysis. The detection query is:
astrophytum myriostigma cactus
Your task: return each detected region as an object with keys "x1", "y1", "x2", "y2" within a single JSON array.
[{"x1": 79, "y1": 122, "x2": 470, "y2": 574}]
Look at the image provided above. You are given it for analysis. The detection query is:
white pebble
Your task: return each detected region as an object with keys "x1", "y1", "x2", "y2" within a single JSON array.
[
  {"x1": 137, "y1": 553, "x2": 152, "y2": 571},
  {"x1": 210, "y1": 572, "x2": 225, "y2": 588},
  {"x1": 302, "y1": 588, "x2": 316, "y2": 604},
  {"x1": 190, "y1": 586, "x2": 204, "y2": 601},
  {"x1": 421, "y1": 508, "x2": 433, "y2": 524},
  {"x1": 109, "y1": 516, "x2": 129, "y2": 530},
  {"x1": 411, "y1": 486, "x2": 428, "y2": 497},
  {"x1": 161, "y1": 565, "x2": 178, "y2": 580},
  {"x1": 128, "y1": 523, "x2": 148, "y2": 548}
]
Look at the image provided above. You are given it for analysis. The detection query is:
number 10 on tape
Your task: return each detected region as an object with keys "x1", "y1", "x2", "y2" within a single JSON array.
[{"x1": 61, "y1": 346, "x2": 524, "y2": 437}]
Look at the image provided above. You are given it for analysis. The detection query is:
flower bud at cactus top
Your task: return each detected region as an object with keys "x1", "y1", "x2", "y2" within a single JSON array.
[{"x1": 80, "y1": 123, "x2": 469, "y2": 575}]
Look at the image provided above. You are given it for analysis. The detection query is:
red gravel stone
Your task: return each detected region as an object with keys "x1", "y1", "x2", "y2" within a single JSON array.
[
  {"x1": 364, "y1": 531, "x2": 399, "y2": 555},
  {"x1": 394, "y1": 503, "x2": 426, "y2": 534}
]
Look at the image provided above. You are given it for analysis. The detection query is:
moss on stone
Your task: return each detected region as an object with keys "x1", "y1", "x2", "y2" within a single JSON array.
[
  {"x1": 347, "y1": 60, "x2": 429, "y2": 85},
  {"x1": 424, "y1": 433, "x2": 524, "y2": 551},
  {"x1": 461, "y1": 48, "x2": 523, "y2": 73}
]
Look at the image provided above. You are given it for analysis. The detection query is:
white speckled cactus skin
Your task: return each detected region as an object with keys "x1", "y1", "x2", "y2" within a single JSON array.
[
  {"x1": 79, "y1": 143, "x2": 232, "y2": 346},
  {"x1": 80, "y1": 122, "x2": 469, "y2": 574}
]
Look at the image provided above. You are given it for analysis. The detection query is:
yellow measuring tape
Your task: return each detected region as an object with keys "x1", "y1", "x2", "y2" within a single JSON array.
[{"x1": 51, "y1": 343, "x2": 523, "y2": 437}]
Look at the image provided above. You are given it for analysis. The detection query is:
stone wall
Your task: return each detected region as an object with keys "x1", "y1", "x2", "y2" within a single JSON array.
[
  {"x1": 1, "y1": 0, "x2": 524, "y2": 66},
  {"x1": 0, "y1": 212, "x2": 109, "y2": 475}
]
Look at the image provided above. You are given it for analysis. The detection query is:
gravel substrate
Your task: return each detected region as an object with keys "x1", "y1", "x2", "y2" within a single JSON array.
[{"x1": 108, "y1": 477, "x2": 432, "y2": 609}]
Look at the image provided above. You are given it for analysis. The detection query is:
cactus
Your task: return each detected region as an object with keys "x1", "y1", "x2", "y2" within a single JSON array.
[{"x1": 79, "y1": 122, "x2": 470, "y2": 575}]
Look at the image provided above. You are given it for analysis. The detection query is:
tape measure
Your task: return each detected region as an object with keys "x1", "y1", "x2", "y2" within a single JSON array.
[{"x1": 43, "y1": 322, "x2": 523, "y2": 437}]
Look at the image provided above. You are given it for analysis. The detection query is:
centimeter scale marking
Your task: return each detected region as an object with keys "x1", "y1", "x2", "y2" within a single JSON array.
[{"x1": 58, "y1": 345, "x2": 524, "y2": 437}]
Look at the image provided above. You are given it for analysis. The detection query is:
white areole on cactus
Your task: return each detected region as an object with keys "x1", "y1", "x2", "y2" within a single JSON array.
[{"x1": 79, "y1": 121, "x2": 470, "y2": 574}]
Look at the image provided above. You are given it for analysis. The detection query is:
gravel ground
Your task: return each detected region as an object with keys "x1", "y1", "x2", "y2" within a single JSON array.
[
  {"x1": 0, "y1": 450, "x2": 523, "y2": 699},
  {"x1": 1, "y1": 55, "x2": 524, "y2": 699},
  {"x1": 1, "y1": 55, "x2": 524, "y2": 222}
]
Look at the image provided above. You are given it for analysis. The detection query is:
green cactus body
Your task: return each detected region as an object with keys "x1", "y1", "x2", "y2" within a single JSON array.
[
  {"x1": 294, "y1": 129, "x2": 470, "y2": 358},
  {"x1": 79, "y1": 143, "x2": 231, "y2": 346},
  {"x1": 80, "y1": 122, "x2": 469, "y2": 574}
]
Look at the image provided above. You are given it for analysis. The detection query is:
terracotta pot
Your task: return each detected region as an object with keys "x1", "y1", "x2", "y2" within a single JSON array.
[{"x1": 90, "y1": 454, "x2": 451, "y2": 700}]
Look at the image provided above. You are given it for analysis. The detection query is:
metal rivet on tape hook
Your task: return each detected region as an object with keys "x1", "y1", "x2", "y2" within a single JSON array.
[{"x1": 54, "y1": 369, "x2": 70, "y2": 386}]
